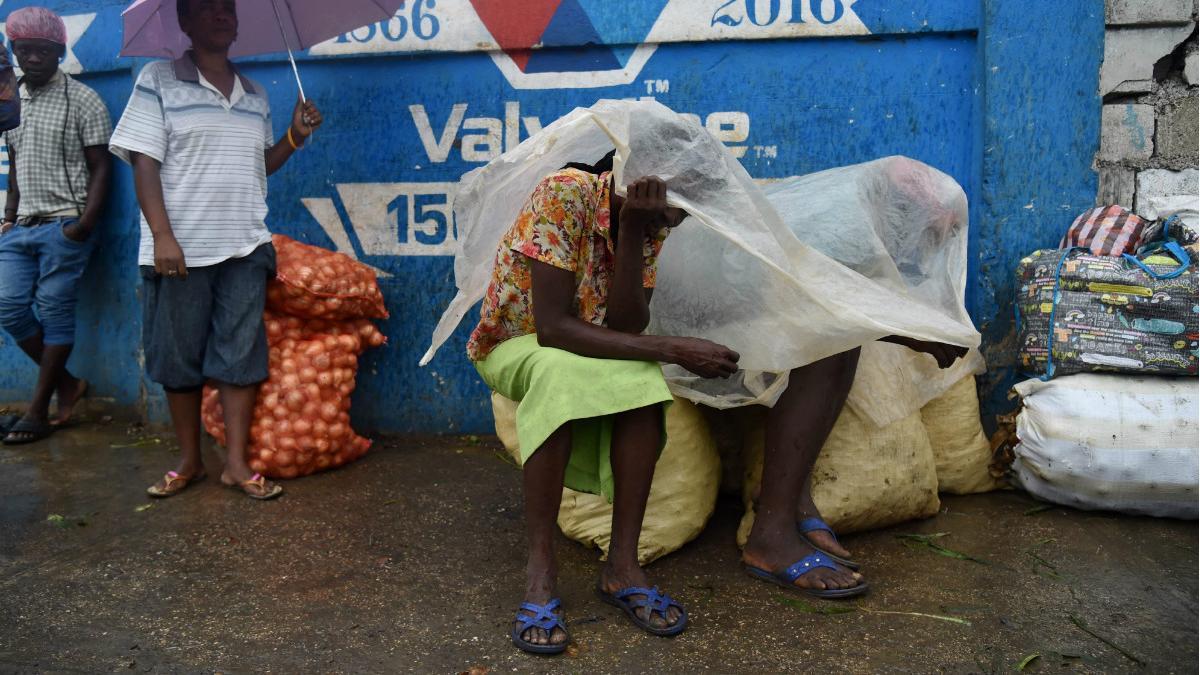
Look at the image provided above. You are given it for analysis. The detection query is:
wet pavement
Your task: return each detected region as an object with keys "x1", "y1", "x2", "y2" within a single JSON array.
[{"x1": 0, "y1": 420, "x2": 1196, "y2": 674}]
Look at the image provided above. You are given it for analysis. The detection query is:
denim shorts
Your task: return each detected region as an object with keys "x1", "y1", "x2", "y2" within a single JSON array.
[
  {"x1": 0, "y1": 216, "x2": 96, "y2": 345},
  {"x1": 141, "y1": 243, "x2": 276, "y2": 392}
]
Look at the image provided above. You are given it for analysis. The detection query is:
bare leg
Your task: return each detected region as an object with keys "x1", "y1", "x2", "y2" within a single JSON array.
[
  {"x1": 742, "y1": 349, "x2": 862, "y2": 591},
  {"x1": 216, "y1": 382, "x2": 278, "y2": 497},
  {"x1": 600, "y1": 403, "x2": 682, "y2": 629},
  {"x1": 12, "y1": 332, "x2": 83, "y2": 426},
  {"x1": 515, "y1": 424, "x2": 572, "y2": 647},
  {"x1": 166, "y1": 390, "x2": 204, "y2": 477},
  {"x1": 3, "y1": 341, "x2": 72, "y2": 442}
]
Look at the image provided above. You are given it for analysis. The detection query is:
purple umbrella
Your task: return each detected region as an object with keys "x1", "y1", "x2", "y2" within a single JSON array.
[{"x1": 120, "y1": 0, "x2": 403, "y2": 98}]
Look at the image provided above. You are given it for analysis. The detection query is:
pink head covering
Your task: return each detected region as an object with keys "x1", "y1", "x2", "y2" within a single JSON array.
[{"x1": 6, "y1": 7, "x2": 68, "y2": 46}]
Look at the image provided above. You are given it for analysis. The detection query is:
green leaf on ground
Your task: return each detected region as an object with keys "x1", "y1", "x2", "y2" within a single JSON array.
[
  {"x1": 493, "y1": 449, "x2": 518, "y2": 467},
  {"x1": 1069, "y1": 614, "x2": 1143, "y2": 665},
  {"x1": 46, "y1": 514, "x2": 86, "y2": 528},
  {"x1": 134, "y1": 503, "x2": 154, "y2": 513},
  {"x1": 780, "y1": 597, "x2": 971, "y2": 626},
  {"x1": 860, "y1": 608, "x2": 972, "y2": 625},
  {"x1": 462, "y1": 435, "x2": 483, "y2": 446},
  {"x1": 1017, "y1": 653, "x2": 1040, "y2": 671},
  {"x1": 1023, "y1": 504, "x2": 1055, "y2": 516},
  {"x1": 110, "y1": 437, "x2": 162, "y2": 449},
  {"x1": 778, "y1": 597, "x2": 856, "y2": 615},
  {"x1": 896, "y1": 533, "x2": 989, "y2": 564}
]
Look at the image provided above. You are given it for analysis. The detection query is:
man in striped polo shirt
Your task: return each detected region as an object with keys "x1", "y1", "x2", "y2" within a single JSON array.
[
  {"x1": 110, "y1": 0, "x2": 323, "y2": 500},
  {"x1": 0, "y1": 7, "x2": 112, "y2": 445}
]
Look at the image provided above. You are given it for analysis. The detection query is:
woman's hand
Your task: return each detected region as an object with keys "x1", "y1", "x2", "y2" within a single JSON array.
[
  {"x1": 620, "y1": 176, "x2": 671, "y2": 230},
  {"x1": 659, "y1": 336, "x2": 741, "y2": 379}
]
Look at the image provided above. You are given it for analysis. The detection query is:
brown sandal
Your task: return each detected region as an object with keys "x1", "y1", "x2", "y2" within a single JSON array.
[
  {"x1": 146, "y1": 470, "x2": 207, "y2": 498},
  {"x1": 221, "y1": 472, "x2": 283, "y2": 500}
]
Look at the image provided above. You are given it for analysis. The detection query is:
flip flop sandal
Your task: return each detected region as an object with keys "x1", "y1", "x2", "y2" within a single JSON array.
[
  {"x1": 595, "y1": 585, "x2": 688, "y2": 637},
  {"x1": 744, "y1": 552, "x2": 870, "y2": 599},
  {"x1": 798, "y1": 517, "x2": 861, "y2": 571},
  {"x1": 146, "y1": 470, "x2": 208, "y2": 498},
  {"x1": 0, "y1": 414, "x2": 21, "y2": 436},
  {"x1": 2, "y1": 417, "x2": 54, "y2": 446},
  {"x1": 511, "y1": 598, "x2": 569, "y2": 655},
  {"x1": 221, "y1": 473, "x2": 283, "y2": 500}
]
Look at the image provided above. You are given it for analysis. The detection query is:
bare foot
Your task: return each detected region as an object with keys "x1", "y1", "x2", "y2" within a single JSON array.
[
  {"x1": 219, "y1": 468, "x2": 281, "y2": 499},
  {"x1": 599, "y1": 562, "x2": 683, "y2": 630},
  {"x1": 744, "y1": 529, "x2": 863, "y2": 592},
  {"x1": 797, "y1": 498, "x2": 853, "y2": 560},
  {"x1": 52, "y1": 378, "x2": 88, "y2": 426},
  {"x1": 514, "y1": 560, "x2": 568, "y2": 648}
]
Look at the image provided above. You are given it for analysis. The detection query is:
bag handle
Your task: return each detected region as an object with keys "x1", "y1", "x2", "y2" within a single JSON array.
[{"x1": 1122, "y1": 215, "x2": 1191, "y2": 280}]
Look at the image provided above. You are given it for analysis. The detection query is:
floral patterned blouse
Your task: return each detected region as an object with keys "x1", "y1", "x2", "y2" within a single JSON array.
[{"x1": 466, "y1": 168, "x2": 670, "y2": 362}]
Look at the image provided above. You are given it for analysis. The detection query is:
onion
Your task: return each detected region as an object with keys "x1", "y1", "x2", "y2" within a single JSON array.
[
  {"x1": 302, "y1": 400, "x2": 320, "y2": 419},
  {"x1": 285, "y1": 390, "x2": 305, "y2": 412},
  {"x1": 320, "y1": 402, "x2": 339, "y2": 422}
]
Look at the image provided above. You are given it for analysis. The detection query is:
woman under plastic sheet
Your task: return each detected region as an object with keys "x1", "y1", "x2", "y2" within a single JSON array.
[{"x1": 464, "y1": 149, "x2": 967, "y2": 655}]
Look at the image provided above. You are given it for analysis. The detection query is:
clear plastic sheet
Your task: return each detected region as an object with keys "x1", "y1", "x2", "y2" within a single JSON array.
[
  {"x1": 758, "y1": 160, "x2": 986, "y2": 425},
  {"x1": 422, "y1": 99, "x2": 980, "y2": 416}
]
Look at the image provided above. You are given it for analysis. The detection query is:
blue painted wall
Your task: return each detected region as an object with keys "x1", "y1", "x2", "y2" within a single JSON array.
[{"x1": 0, "y1": 0, "x2": 1102, "y2": 434}]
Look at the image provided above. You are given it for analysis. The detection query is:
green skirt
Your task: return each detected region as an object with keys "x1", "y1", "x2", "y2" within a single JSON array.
[{"x1": 475, "y1": 334, "x2": 673, "y2": 501}]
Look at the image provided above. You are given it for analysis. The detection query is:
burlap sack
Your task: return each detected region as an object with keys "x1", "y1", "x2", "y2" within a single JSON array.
[
  {"x1": 921, "y1": 376, "x2": 1003, "y2": 494},
  {"x1": 736, "y1": 405, "x2": 940, "y2": 547},
  {"x1": 492, "y1": 393, "x2": 720, "y2": 564}
]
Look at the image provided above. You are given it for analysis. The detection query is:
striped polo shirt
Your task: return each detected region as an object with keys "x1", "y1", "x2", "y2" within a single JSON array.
[{"x1": 109, "y1": 54, "x2": 275, "y2": 268}]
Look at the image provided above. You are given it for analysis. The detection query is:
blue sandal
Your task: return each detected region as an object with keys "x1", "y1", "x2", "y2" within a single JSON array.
[
  {"x1": 798, "y1": 517, "x2": 861, "y2": 571},
  {"x1": 745, "y1": 551, "x2": 869, "y2": 599},
  {"x1": 511, "y1": 599, "x2": 569, "y2": 655},
  {"x1": 596, "y1": 585, "x2": 688, "y2": 637}
]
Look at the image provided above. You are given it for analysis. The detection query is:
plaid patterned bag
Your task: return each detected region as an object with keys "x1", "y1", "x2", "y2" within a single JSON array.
[{"x1": 1061, "y1": 205, "x2": 1148, "y2": 257}]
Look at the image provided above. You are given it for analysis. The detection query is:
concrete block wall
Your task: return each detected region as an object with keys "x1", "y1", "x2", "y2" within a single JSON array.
[{"x1": 1098, "y1": 0, "x2": 1199, "y2": 214}]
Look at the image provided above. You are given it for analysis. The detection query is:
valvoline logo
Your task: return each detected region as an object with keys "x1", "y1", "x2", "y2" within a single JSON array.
[{"x1": 468, "y1": 0, "x2": 670, "y2": 89}]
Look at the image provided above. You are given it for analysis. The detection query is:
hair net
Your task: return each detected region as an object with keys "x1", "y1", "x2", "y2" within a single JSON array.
[{"x1": 6, "y1": 7, "x2": 68, "y2": 46}]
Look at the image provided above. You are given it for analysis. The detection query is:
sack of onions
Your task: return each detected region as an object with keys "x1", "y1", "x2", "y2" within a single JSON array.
[
  {"x1": 202, "y1": 331, "x2": 377, "y2": 479},
  {"x1": 267, "y1": 234, "x2": 388, "y2": 321},
  {"x1": 263, "y1": 310, "x2": 387, "y2": 351}
]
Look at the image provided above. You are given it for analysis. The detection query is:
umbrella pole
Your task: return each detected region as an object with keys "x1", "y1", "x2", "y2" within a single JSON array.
[{"x1": 268, "y1": 0, "x2": 307, "y2": 102}]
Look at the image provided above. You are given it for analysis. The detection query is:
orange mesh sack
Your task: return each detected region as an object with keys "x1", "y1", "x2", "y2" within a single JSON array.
[
  {"x1": 267, "y1": 234, "x2": 388, "y2": 320},
  {"x1": 202, "y1": 323, "x2": 382, "y2": 479},
  {"x1": 263, "y1": 310, "x2": 387, "y2": 349}
]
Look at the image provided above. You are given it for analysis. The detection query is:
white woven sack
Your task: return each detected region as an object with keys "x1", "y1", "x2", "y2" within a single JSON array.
[{"x1": 1012, "y1": 374, "x2": 1199, "y2": 518}]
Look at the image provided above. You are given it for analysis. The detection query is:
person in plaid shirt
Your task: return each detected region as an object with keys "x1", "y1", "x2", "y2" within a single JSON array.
[{"x1": 0, "y1": 7, "x2": 112, "y2": 444}]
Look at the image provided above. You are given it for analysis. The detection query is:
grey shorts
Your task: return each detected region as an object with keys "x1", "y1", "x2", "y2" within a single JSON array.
[{"x1": 141, "y1": 243, "x2": 276, "y2": 392}]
